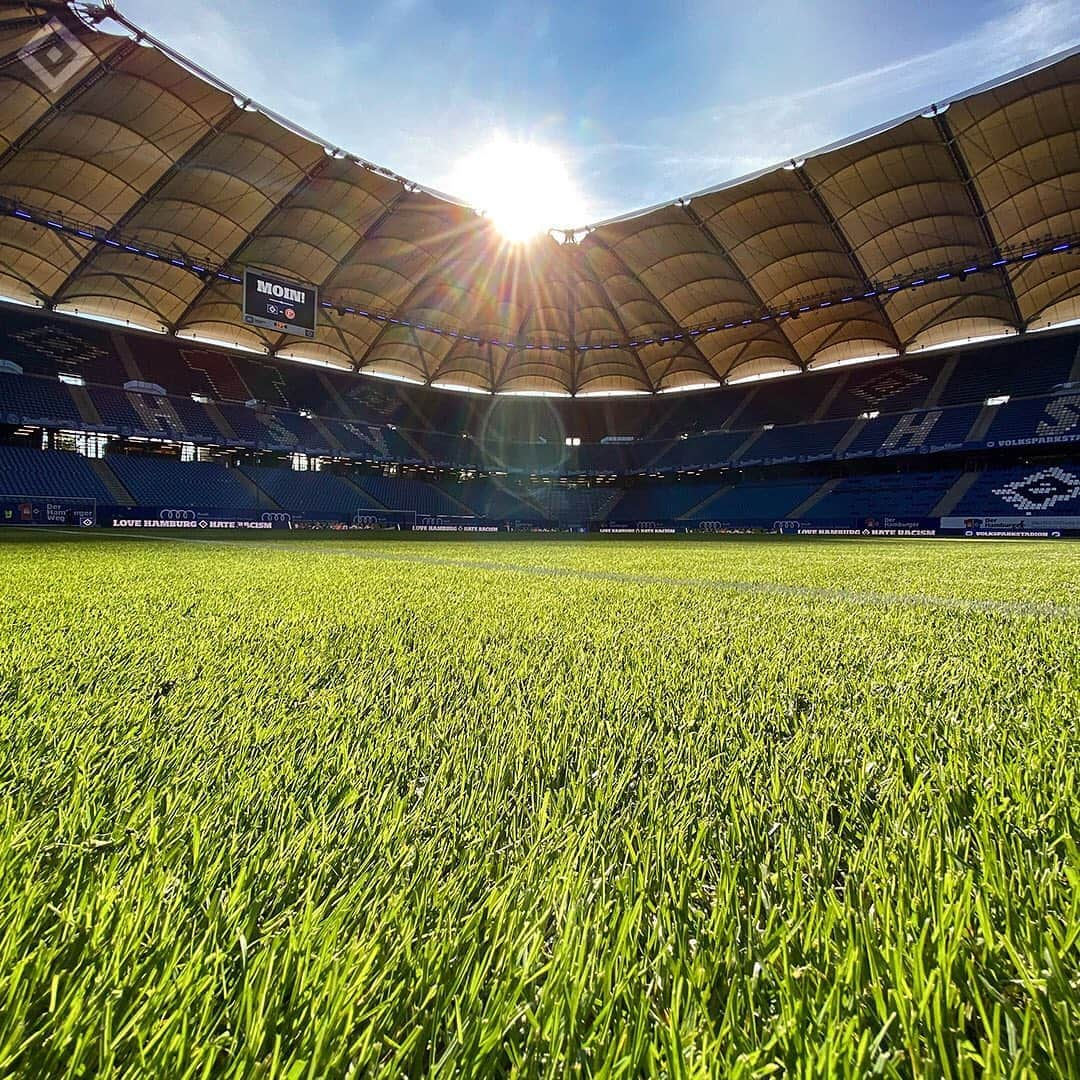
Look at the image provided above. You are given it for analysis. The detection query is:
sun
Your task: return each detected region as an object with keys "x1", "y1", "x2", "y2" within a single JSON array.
[{"x1": 445, "y1": 136, "x2": 587, "y2": 244}]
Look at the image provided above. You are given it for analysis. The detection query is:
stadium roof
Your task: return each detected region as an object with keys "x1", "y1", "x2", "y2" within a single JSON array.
[{"x1": 2, "y1": 2, "x2": 1080, "y2": 394}]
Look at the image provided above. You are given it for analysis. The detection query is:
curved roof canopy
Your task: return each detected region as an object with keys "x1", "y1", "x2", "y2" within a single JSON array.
[{"x1": 1, "y1": 1, "x2": 1079, "y2": 394}]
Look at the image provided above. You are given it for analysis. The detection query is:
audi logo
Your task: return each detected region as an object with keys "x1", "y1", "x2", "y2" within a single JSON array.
[
  {"x1": 260, "y1": 512, "x2": 291, "y2": 523},
  {"x1": 774, "y1": 520, "x2": 801, "y2": 531},
  {"x1": 352, "y1": 514, "x2": 381, "y2": 527},
  {"x1": 159, "y1": 508, "x2": 195, "y2": 521},
  {"x1": 697, "y1": 520, "x2": 746, "y2": 533}
]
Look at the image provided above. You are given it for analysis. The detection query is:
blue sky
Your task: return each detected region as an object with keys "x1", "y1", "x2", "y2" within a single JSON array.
[{"x1": 113, "y1": 0, "x2": 1080, "y2": 223}]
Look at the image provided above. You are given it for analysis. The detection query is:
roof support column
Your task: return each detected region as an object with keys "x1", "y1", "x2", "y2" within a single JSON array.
[{"x1": 931, "y1": 110, "x2": 1026, "y2": 330}]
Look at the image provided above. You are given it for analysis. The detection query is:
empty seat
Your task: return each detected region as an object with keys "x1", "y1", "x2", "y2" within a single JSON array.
[
  {"x1": 0, "y1": 445, "x2": 113, "y2": 501},
  {"x1": 105, "y1": 455, "x2": 256, "y2": 509}
]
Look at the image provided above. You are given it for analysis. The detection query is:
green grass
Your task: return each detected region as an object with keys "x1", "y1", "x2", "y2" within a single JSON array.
[{"x1": 0, "y1": 533, "x2": 1078, "y2": 1077}]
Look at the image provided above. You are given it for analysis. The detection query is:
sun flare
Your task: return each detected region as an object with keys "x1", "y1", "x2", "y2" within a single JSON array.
[{"x1": 445, "y1": 136, "x2": 586, "y2": 243}]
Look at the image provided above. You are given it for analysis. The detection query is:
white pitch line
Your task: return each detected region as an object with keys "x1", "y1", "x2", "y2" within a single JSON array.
[
  {"x1": 24, "y1": 529, "x2": 1078, "y2": 621},
  {"x1": 295, "y1": 546, "x2": 1080, "y2": 621}
]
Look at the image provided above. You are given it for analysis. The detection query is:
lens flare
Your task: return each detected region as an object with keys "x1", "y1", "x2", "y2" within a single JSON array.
[{"x1": 445, "y1": 136, "x2": 586, "y2": 243}]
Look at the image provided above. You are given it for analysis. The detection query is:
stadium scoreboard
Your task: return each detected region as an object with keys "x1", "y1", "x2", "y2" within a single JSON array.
[{"x1": 243, "y1": 269, "x2": 318, "y2": 338}]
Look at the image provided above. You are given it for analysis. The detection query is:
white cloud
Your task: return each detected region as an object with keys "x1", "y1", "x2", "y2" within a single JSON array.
[{"x1": 622, "y1": 0, "x2": 1080, "y2": 209}]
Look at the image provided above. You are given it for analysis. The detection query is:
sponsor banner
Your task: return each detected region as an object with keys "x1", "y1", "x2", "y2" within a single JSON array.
[
  {"x1": 984, "y1": 433, "x2": 1080, "y2": 449},
  {"x1": 775, "y1": 518, "x2": 1074, "y2": 538},
  {"x1": 107, "y1": 507, "x2": 292, "y2": 530},
  {"x1": 693, "y1": 521, "x2": 760, "y2": 534},
  {"x1": 793, "y1": 526, "x2": 939, "y2": 537},
  {"x1": 940, "y1": 515, "x2": 1080, "y2": 530},
  {"x1": 352, "y1": 511, "x2": 415, "y2": 529},
  {"x1": 242, "y1": 268, "x2": 317, "y2": 338},
  {"x1": 953, "y1": 529, "x2": 1064, "y2": 538},
  {"x1": 112, "y1": 518, "x2": 280, "y2": 529},
  {"x1": 875, "y1": 443, "x2": 965, "y2": 457},
  {"x1": 0, "y1": 497, "x2": 94, "y2": 526},
  {"x1": 600, "y1": 526, "x2": 678, "y2": 534},
  {"x1": 415, "y1": 515, "x2": 483, "y2": 531},
  {"x1": 413, "y1": 524, "x2": 502, "y2": 532}
]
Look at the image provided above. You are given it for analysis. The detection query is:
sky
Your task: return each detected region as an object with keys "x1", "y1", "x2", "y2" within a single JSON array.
[{"x1": 108, "y1": 0, "x2": 1080, "y2": 225}]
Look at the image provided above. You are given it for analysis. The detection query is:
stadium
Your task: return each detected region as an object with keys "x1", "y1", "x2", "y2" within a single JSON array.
[{"x1": 0, "y1": 0, "x2": 1078, "y2": 1074}]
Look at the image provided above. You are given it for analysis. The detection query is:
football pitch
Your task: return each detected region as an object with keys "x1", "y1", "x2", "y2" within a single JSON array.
[{"x1": 0, "y1": 532, "x2": 1077, "y2": 1076}]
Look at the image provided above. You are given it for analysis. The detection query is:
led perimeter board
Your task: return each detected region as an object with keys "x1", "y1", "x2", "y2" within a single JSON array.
[{"x1": 242, "y1": 268, "x2": 318, "y2": 338}]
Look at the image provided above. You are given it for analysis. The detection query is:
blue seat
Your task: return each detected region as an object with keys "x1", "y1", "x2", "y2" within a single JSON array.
[
  {"x1": 105, "y1": 455, "x2": 256, "y2": 509},
  {"x1": 240, "y1": 467, "x2": 382, "y2": 513},
  {"x1": 0, "y1": 445, "x2": 113, "y2": 501}
]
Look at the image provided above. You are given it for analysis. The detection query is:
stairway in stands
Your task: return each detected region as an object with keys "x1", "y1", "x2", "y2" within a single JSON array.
[
  {"x1": 678, "y1": 484, "x2": 733, "y2": 520},
  {"x1": 88, "y1": 459, "x2": 133, "y2": 504}
]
